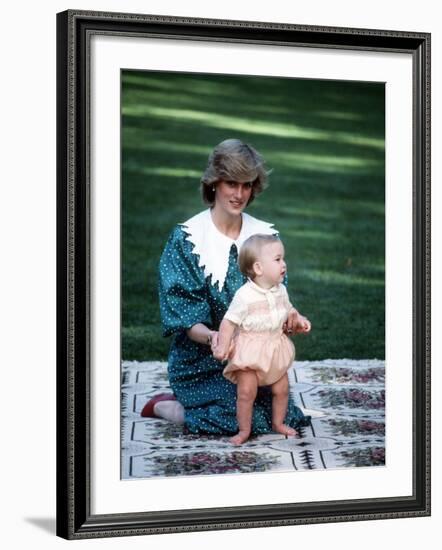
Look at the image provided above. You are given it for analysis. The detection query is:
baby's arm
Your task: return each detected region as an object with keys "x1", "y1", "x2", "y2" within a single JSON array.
[
  {"x1": 282, "y1": 287, "x2": 311, "y2": 334},
  {"x1": 289, "y1": 307, "x2": 311, "y2": 333},
  {"x1": 213, "y1": 319, "x2": 237, "y2": 361}
]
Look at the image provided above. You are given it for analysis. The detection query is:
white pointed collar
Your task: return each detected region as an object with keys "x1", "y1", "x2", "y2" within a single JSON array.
[{"x1": 179, "y1": 209, "x2": 277, "y2": 290}]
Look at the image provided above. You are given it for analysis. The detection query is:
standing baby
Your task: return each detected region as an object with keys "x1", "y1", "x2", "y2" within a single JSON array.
[{"x1": 213, "y1": 234, "x2": 311, "y2": 445}]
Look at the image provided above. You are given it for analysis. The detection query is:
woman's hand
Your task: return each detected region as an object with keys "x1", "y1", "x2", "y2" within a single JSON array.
[
  {"x1": 212, "y1": 319, "x2": 237, "y2": 362},
  {"x1": 209, "y1": 331, "x2": 219, "y2": 353},
  {"x1": 211, "y1": 332, "x2": 235, "y2": 362},
  {"x1": 186, "y1": 324, "x2": 222, "y2": 347}
]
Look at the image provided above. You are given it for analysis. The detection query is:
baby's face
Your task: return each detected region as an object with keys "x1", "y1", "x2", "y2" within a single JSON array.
[{"x1": 257, "y1": 241, "x2": 287, "y2": 286}]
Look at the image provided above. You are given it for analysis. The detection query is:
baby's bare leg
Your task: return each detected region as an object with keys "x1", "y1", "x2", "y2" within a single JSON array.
[
  {"x1": 271, "y1": 374, "x2": 297, "y2": 436},
  {"x1": 231, "y1": 370, "x2": 258, "y2": 445}
]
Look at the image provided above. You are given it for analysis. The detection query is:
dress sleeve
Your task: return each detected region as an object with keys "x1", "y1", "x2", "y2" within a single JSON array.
[
  {"x1": 158, "y1": 226, "x2": 212, "y2": 337},
  {"x1": 223, "y1": 289, "x2": 248, "y2": 326}
]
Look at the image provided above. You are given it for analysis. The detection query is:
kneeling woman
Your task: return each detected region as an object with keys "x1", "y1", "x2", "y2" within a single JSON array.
[{"x1": 141, "y1": 138, "x2": 310, "y2": 435}]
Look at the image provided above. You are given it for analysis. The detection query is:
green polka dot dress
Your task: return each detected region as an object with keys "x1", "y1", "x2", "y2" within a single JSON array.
[{"x1": 158, "y1": 221, "x2": 310, "y2": 435}]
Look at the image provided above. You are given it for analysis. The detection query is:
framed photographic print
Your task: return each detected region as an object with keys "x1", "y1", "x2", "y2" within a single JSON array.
[{"x1": 56, "y1": 9, "x2": 431, "y2": 539}]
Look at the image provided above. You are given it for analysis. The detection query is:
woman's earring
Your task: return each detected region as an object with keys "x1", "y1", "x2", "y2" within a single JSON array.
[{"x1": 212, "y1": 186, "x2": 215, "y2": 192}]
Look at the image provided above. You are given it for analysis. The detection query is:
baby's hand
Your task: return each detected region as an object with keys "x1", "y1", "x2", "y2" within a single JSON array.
[
  {"x1": 213, "y1": 346, "x2": 229, "y2": 362},
  {"x1": 283, "y1": 308, "x2": 299, "y2": 335},
  {"x1": 297, "y1": 316, "x2": 311, "y2": 333}
]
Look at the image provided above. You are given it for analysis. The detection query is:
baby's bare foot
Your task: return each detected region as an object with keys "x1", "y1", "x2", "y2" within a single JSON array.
[
  {"x1": 272, "y1": 424, "x2": 298, "y2": 436},
  {"x1": 230, "y1": 431, "x2": 250, "y2": 445}
]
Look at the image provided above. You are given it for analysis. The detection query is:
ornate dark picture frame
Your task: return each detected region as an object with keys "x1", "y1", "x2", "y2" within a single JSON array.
[{"x1": 56, "y1": 9, "x2": 431, "y2": 540}]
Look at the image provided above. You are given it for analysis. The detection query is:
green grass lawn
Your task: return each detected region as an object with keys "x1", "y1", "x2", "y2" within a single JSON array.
[{"x1": 122, "y1": 71, "x2": 385, "y2": 361}]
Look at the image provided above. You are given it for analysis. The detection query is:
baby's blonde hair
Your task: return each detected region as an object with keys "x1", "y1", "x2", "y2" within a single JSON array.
[{"x1": 239, "y1": 233, "x2": 281, "y2": 279}]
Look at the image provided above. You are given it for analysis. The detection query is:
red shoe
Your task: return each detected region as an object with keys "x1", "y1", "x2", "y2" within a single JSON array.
[{"x1": 140, "y1": 393, "x2": 176, "y2": 417}]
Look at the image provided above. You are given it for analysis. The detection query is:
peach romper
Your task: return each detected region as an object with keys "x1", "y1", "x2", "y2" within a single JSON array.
[{"x1": 222, "y1": 280, "x2": 295, "y2": 386}]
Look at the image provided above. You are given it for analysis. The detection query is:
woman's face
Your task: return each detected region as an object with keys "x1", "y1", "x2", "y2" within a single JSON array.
[{"x1": 214, "y1": 180, "x2": 253, "y2": 216}]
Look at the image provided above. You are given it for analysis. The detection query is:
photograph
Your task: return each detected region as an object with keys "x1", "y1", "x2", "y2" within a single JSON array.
[
  {"x1": 120, "y1": 71, "x2": 386, "y2": 479},
  {"x1": 2, "y1": 0, "x2": 441, "y2": 548},
  {"x1": 56, "y1": 9, "x2": 430, "y2": 539}
]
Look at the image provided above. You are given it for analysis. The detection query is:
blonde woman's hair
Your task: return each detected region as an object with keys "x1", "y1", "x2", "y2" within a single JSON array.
[
  {"x1": 200, "y1": 139, "x2": 271, "y2": 206},
  {"x1": 238, "y1": 234, "x2": 281, "y2": 279}
]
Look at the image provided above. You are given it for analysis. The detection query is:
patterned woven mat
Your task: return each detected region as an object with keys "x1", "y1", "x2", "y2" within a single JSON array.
[{"x1": 121, "y1": 359, "x2": 385, "y2": 479}]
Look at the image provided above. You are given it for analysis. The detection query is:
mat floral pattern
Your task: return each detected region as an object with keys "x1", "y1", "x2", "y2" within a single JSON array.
[{"x1": 121, "y1": 359, "x2": 385, "y2": 479}]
